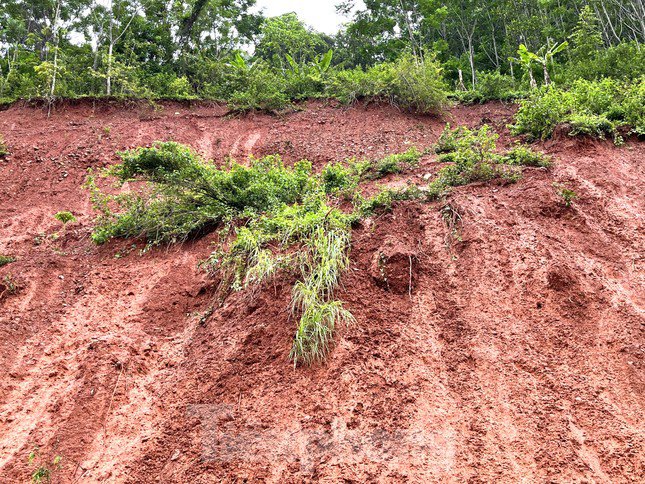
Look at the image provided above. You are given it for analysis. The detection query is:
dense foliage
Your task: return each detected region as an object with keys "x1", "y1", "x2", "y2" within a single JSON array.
[
  {"x1": 429, "y1": 124, "x2": 551, "y2": 198},
  {"x1": 1, "y1": 1, "x2": 642, "y2": 115},
  {"x1": 512, "y1": 77, "x2": 645, "y2": 140},
  {"x1": 88, "y1": 143, "x2": 427, "y2": 364}
]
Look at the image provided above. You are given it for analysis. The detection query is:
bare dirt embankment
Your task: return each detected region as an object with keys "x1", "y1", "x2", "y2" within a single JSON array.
[{"x1": 0, "y1": 100, "x2": 643, "y2": 482}]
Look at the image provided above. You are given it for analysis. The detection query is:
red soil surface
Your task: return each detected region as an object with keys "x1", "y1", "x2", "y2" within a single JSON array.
[{"x1": 0, "y1": 100, "x2": 643, "y2": 482}]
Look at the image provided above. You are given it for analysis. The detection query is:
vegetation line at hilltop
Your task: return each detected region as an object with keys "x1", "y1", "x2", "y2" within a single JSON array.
[{"x1": 2, "y1": 2, "x2": 643, "y2": 139}]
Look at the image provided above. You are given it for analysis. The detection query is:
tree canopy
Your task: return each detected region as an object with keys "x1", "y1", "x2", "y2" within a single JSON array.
[{"x1": 0, "y1": 0, "x2": 642, "y2": 102}]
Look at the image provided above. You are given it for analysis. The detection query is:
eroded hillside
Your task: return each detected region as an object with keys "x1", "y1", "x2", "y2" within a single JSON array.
[{"x1": 0, "y1": 101, "x2": 643, "y2": 482}]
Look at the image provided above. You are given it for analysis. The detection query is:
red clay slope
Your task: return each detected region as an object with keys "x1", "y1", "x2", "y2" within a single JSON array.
[{"x1": 0, "y1": 101, "x2": 643, "y2": 482}]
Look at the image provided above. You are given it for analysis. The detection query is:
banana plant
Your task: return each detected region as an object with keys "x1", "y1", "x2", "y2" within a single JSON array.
[
  {"x1": 515, "y1": 41, "x2": 568, "y2": 87},
  {"x1": 228, "y1": 52, "x2": 258, "y2": 72},
  {"x1": 285, "y1": 49, "x2": 333, "y2": 80},
  {"x1": 535, "y1": 41, "x2": 568, "y2": 85},
  {"x1": 513, "y1": 44, "x2": 537, "y2": 89},
  {"x1": 314, "y1": 49, "x2": 333, "y2": 76},
  {"x1": 285, "y1": 53, "x2": 301, "y2": 75}
]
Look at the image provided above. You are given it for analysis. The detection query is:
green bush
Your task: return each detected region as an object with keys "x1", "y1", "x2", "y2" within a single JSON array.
[
  {"x1": 321, "y1": 147, "x2": 422, "y2": 194},
  {"x1": 622, "y1": 78, "x2": 645, "y2": 135},
  {"x1": 567, "y1": 113, "x2": 618, "y2": 139},
  {"x1": 429, "y1": 125, "x2": 506, "y2": 198},
  {"x1": 511, "y1": 78, "x2": 645, "y2": 140},
  {"x1": 429, "y1": 125, "x2": 547, "y2": 198},
  {"x1": 227, "y1": 63, "x2": 289, "y2": 112},
  {"x1": 324, "y1": 68, "x2": 371, "y2": 104},
  {"x1": 188, "y1": 58, "x2": 231, "y2": 99},
  {"x1": 477, "y1": 71, "x2": 521, "y2": 100},
  {"x1": 454, "y1": 71, "x2": 524, "y2": 103},
  {"x1": 511, "y1": 86, "x2": 573, "y2": 140},
  {"x1": 435, "y1": 125, "x2": 499, "y2": 164},
  {"x1": 366, "y1": 147, "x2": 422, "y2": 179},
  {"x1": 571, "y1": 78, "x2": 623, "y2": 116},
  {"x1": 200, "y1": 54, "x2": 290, "y2": 112},
  {"x1": 356, "y1": 185, "x2": 423, "y2": 217},
  {"x1": 283, "y1": 50, "x2": 333, "y2": 100},
  {"x1": 321, "y1": 162, "x2": 359, "y2": 194},
  {"x1": 503, "y1": 144, "x2": 551, "y2": 167},
  {"x1": 391, "y1": 55, "x2": 449, "y2": 113},
  {"x1": 88, "y1": 143, "x2": 314, "y2": 245},
  {"x1": 564, "y1": 42, "x2": 645, "y2": 82},
  {"x1": 325, "y1": 55, "x2": 448, "y2": 114},
  {"x1": 435, "y1": 124, "x2": 469, "y2": 153},
  {"x1": 144, "y1": 73, "x2": 196, "y2": 99}
]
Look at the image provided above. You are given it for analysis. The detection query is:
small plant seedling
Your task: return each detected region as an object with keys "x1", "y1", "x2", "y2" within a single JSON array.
[
  {"x1": 28, "y1": 447, "x2": 62, "y2": 483},
  {"x1": 0, "y1": 255, "x2": 16, "y2": 267},
  {"x1": 0, "y1": 135, "x2": 8, "y2": 157},
  {"x1": 103, "y1": 125, "x2": 111, "y2": 136},
  {"x1": 0, "y1": 274, "x2": 20, "y2": 299},
  {"x1": 114, "y1": 244, "x2": 137, "y2": 259},
  {"x1": 54, "y1": 211, "x2": 77, "y2": 226},
  {"x1": 553, "y1": 183, "x2": 578, "y2": 207}
]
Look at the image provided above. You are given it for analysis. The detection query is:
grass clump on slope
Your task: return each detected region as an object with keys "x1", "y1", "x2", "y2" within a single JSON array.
[
  {"x1": 428, "y1": 124, "x2": 550, "y2": 199},
  {"x1": 88, "y1": 142, "x2": 424, "y2": 365},
  {"x1": 0, "y1": 255, "x2": 16, "y2": 267}
]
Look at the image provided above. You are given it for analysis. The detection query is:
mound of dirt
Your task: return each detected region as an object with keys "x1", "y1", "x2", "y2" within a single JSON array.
[{"x1": 0, "y1": 101, "x2": 643, "y2": 482}]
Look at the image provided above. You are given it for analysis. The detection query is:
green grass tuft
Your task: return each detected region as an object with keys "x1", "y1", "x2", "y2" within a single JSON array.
[
  {"x1": 88, "y1": 142, "x2": 426, "y2": 365},
  {"x1": 428, "y1": 124, "x2": 549, "y2": 198},
  {"x1": 54, "y1": 211, "x2": 77, "y2": 225},
  {"x1": 0, "y1": 136, "x2": 8, "y2": 157},
  {"x1": 0, "y1": 255, "x2": 16, "y2": 267}
]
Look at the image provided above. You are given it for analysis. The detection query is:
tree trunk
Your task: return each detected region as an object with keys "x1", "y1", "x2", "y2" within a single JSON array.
[
  {"x1": 528, "y1": 68, "x2": 537, "y2": 89},
  {"x1": 107, "y1": 0, "x2": 114, "y2": 96},
  {"x1": 105, "y1": 0, "x2": 136, "y2": 95},
  {"x1": 107, "y1": 41, "x2": 113, "y2": 96},
  {"x1": 468, "y1": 37, "x2": 476, "y2": 89},
  {"x1": 457, "y1": 69, "x2": 466, "y2": 91},
  {"x1": 179, "y1": 0, "x2": 209, "y2": 48},
  {"x1": 399, "y1": 0, "x2": 419, "y2": 61},
  {"x1": 49, "y1": 0, "x2": 61, "y2": 99}
]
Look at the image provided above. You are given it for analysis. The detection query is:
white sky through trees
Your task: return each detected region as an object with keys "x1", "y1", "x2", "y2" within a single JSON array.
[{"x1": 253, "y1": 0, "x2": 364, "y2": 34}]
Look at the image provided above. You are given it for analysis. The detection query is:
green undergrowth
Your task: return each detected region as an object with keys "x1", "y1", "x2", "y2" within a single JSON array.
[
  {"x1": 429, "y1": 124, "x2": 550, "y2": 198},
  {"x1": 324, "y1": 54, "x2": 449, "y2": 114},
  {"x1": 511, "y1": 77, "x2": 645, "y2": 141},
  {"x1": 87, "y1": 129, "x2": 548, "y2": 365},
  {"x1": 451, "y1": 72, "x2": 525, "y2": 104},
  {"x1": 87, "y1": 142, "x2": 424, "y2": 365},
  {"x1": 0, "y1": 135, "x2": 8, "y2": 157},
  {"x1": 0, "y1": 255, "x2": 16, "y2": 267},
  {"x1": 321, "y1": 146, "x2": 423, "y2": 196}
]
